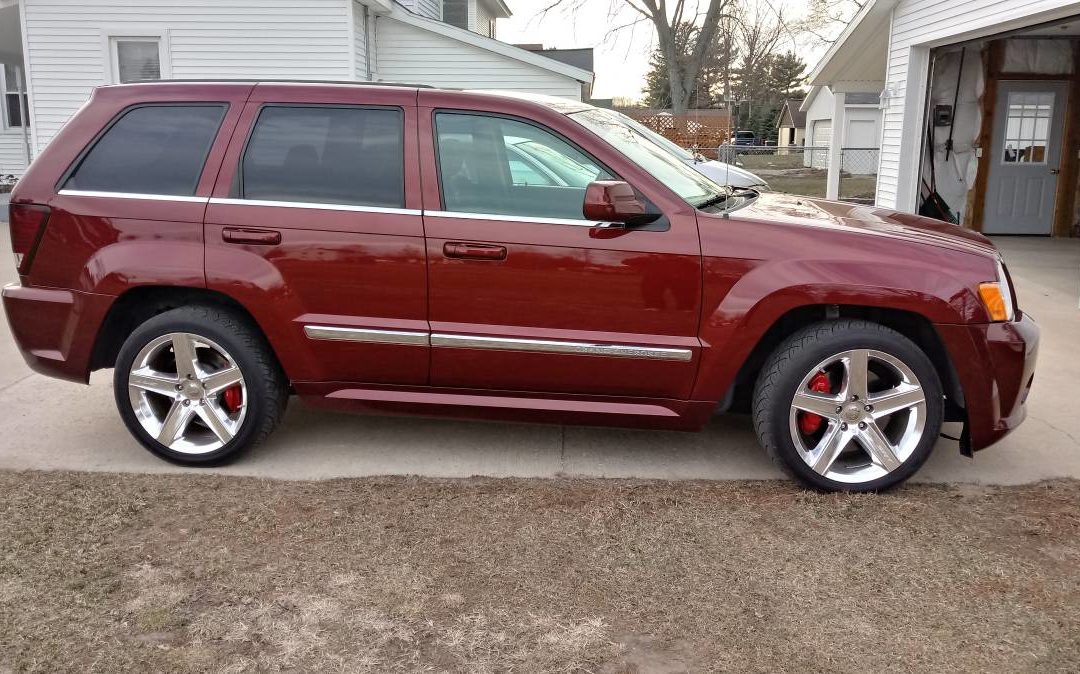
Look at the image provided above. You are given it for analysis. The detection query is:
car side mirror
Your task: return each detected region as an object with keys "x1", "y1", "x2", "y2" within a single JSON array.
[{"x1": 583, "y1": 181, "x2": 647, "y2": 224}]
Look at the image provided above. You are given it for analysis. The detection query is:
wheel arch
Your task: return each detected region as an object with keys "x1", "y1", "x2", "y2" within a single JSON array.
[
  {"x1": 715, "y1": 304, "x2": 965, "y2": 424},
  {"x1": 90, "y1": 285, "x2": 285, "y2": 377}
]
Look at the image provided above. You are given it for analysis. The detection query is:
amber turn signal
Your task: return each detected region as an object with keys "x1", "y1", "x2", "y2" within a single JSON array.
[{"x1": 978, "y1": 283, "x2": 1010, "y2": 322}]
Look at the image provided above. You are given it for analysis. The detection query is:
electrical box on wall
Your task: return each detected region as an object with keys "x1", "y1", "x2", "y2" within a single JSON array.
[{"x1": 934, "y1": 105, "x2": 953, "y2": 127}]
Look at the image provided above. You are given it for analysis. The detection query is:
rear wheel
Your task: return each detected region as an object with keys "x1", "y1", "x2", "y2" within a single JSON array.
[
  {"x1": 114, "y1": 305, "x2": 287, "y2": 465},
  {"x1": 752, "y1": 320, "x2": 943, "y2": 492}
]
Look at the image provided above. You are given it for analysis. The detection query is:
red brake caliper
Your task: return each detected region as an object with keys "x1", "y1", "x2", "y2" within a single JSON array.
[
  {"x1": 222, "y1": 386, "x2": 243, "y2": 413},
  {"x1": 798, "y1": 371, "x2": 831, "y2": 435}
]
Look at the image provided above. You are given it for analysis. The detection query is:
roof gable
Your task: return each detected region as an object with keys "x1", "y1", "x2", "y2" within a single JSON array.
[{"x1": 389, "y1": 5, "x2": 592, "y2": 84}]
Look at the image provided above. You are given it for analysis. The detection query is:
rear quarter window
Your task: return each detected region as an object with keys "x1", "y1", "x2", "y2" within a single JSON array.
[{"x1": 64, "y1": 104, "x2": 227, "y2": 196}]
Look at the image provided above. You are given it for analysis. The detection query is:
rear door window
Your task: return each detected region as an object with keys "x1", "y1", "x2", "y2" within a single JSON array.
[
  {"x1": 239, "y1": 105, "x2": 405, "y2": 208},
  {"x1": 65, "y1": 104, "x2": 226, "y2": 196}
]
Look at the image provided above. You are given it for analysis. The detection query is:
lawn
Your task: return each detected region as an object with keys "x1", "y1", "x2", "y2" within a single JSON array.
[{"x1": 2, "y1": 472, "x2": 1078, "y2": 672}]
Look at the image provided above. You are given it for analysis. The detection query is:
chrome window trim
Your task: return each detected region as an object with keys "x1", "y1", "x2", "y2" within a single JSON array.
[
  {"x1": 210, "y1": 197, "x2": 421, "y2": 216},
  {"x1": 424, "y1": 210, "x2": 611, "y2": 228},
  {"x1": 304, "y1": 325, "x2": 429, "y2": 346},
  {"x1": 58, "y1": 189, "x2": 209, "y2": 203},
  {"x1": 430, "y1": 333, "x2": 693, "y2": 362}
]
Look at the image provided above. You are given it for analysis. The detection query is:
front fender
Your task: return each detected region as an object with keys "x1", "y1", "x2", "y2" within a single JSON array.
[{"x1": 691, "y1": 257, "x2": 985, "y2": 401}]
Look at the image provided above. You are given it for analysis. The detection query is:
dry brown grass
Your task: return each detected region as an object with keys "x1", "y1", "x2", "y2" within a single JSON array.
[{"x1": 1, "y1": 472, "x2": 1079, "y2": 672}]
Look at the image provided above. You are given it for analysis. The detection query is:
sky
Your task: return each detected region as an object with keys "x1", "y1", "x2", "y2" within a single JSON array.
[{"x1": 498, "y1": 0, "x2": 836, "y2": 101}]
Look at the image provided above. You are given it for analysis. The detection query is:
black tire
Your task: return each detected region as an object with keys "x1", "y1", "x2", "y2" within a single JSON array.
[
  {"x1": 752, "y1": 319, "x2": 943, "y2": 492},
  {"x1": 113, "y1": 305, "x2": 287, "y2": 466}
]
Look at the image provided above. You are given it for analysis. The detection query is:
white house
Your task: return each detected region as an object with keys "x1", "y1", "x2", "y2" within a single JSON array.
[
  {"x1": 808, "y1": 0, "x2": 1080, "y2": 236},
  {"x1": 799, "y1": 86, "x2": 882, "y2": 173},
  {"x1": 0, "y1": 0, "x2": 592, "y2": 177}
]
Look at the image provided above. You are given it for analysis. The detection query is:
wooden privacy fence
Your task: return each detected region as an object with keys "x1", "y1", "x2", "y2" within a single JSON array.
[{"x1": 618, "y1": 108, "x2": 733, "y2": 158}]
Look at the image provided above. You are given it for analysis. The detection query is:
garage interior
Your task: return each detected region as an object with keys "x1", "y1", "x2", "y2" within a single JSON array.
[{"x1": 919, "y1": 18, "x2": 1080, "y2": 236}]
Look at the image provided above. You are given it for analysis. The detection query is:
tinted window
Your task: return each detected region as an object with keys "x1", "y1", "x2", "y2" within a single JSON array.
[
  {"x1": 240, "y1": 105, "x2": 404, "y2": 208},
  {"x1": 66, "y1": 105, "x2": 226, "y2": 196},
  {"x1": 435, "y1": 112, "x2": 613, "y2": 220}
]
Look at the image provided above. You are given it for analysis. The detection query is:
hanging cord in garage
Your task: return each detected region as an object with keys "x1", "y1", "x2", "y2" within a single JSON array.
[
  {"x1": 919, "y1": 53, "x2": 956, "y2": 223},
  {"x1": 944, "y1": 47, "x2": 966, "y2": 162}
]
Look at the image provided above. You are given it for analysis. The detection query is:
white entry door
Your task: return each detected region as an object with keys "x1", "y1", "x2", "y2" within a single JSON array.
[{"x1": 984, "y1": 81, "x2": 1068, "y2": 235}]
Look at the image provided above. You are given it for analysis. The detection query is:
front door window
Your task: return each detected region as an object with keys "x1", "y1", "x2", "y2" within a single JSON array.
[{"x1": 434, "y1": 112, "x2": 613, "y2": 220}]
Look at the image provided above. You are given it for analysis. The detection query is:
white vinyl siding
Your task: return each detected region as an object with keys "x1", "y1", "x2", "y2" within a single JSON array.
[
  {"x1": 376, "y1": 17, "x2": 583, "y2": 98},
  {"x1": 476, "y1": 0, "x2": 496, "y2": 37},
  {"x1": 877, "y1": 0, "x2": 1080, "y2": 209},
  {"x1": 397, "y1": 0, "x2": 442, "y2": 20},
  {"x1": 0, "y1": 131, "x2": 28, "y2": 176},
  {"x1": 21, "y1": 0, "x2": 352, "y2": 151}
]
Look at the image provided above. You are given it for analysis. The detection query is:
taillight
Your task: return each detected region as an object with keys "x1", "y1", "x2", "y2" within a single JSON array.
[{"x1": 8, "y1": 203, "x2": 51, "y2": 275}]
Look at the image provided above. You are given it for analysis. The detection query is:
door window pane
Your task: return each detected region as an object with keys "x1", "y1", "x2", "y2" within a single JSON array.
[
  {"x1": 115, "y1": 40, "x2": 161, "y2": 83},
  {"x1": 1002, "y1": 91, "x2": 1054, "y2": 164},
  {"x1": 65, "y1": 105, "x2": 226, "y2": 195},
  {"x1": 435, "y1": 112, "x2": 613, "y2": 220},
  {"x1": 241, "y1": 105, "x2": 405, "y2": 207}
]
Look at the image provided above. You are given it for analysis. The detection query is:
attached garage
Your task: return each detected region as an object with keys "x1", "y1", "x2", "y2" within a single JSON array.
[{"x1": 807, "y1": 0, "x2": 1080, "y2": 237}]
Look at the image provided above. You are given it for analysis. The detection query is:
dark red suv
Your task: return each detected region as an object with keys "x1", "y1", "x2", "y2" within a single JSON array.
[{"x1": 3, "y1": 82, "x2": 1038, "y2": 491}]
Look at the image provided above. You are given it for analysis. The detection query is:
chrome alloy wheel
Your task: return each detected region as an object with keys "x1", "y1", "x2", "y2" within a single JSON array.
[
  {"x1": 788, "y1": 349, "x2": 927, "y2": 484},
  {"x1": 127, "y1": 332, "x2": 248, "y2": 454}
]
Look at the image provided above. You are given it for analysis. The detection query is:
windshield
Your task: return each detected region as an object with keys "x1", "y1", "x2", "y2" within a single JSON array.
[
  {"x1": 610, "y1": 113, "x2": 695, "y2": 161},
  {"x1": 567, "y1": 107, "x2": 729, "y2": 208}
]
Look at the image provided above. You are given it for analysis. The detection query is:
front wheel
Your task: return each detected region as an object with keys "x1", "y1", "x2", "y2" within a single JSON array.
[
  {"x1": 752, "y1": 320, "x2": 944, "y2": 492},
  {"x1": 114, "y1": 305, "x2": 287, "y2": 465}
]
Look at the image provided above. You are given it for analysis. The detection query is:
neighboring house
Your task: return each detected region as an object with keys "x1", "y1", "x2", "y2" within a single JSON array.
[
  {"x1": 800, "y1": 86, "x2": 881, "y2": 172},
  {"x1": 517, "y1": 45, "x2": 596, "y2": 101},
  {"x1": 808, "y1": 0, "x2": 1080, "y2": 236},
  {"x1": 0, "y1": 0, "x2": 592, "y2": 176},
  {"x1": 776, "y1": 98, "x2": 806, "y2": 150}
]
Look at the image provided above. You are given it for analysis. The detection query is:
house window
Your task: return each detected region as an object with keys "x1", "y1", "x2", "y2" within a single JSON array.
[
  {"x1": 1002, "y1": 92, "x2": 1053, "y2": 164},
  {"x1": 111, "y1": 38, "x2": 162, "y2": 83},
  {"x1": 2, "y1": 64, "x2": 29, "y2": 129}
]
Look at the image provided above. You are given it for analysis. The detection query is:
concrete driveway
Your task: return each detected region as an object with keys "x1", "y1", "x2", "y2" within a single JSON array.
[{"x1": 1, "y1": 206, "x2": 1078, "y2": 483}]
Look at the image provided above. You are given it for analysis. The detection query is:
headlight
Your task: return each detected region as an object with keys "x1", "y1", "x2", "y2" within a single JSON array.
[{"x1": 978, "y1": 258, "x2": 1016, "y2": 322}]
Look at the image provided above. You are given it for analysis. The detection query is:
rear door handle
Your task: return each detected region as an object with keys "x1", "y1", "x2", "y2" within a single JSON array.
[
  {"x1": 443, "y1": 242, "x2": 507, "y2": 261},
  {"x1": 223, "y1": 227, "x2": 281, "y2": 245}
]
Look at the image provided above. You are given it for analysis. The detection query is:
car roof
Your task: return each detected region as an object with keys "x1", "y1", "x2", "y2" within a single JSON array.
[{"x1": 94, "y1": 80, "x2": 596, "y2": 118}]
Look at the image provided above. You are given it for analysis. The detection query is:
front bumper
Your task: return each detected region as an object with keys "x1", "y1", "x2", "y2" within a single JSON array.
[
  {"x1": 937, "y1": 313, "x2": 1039, "y2": 452},
  {"x1": 2, "y1": 283, "x2": 113, "y2": 383}
]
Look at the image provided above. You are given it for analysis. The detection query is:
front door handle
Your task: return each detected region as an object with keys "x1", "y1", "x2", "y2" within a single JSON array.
[
  {"x1": 1050, "y1": 168, "x2": 1061, "y2": 175},
  {"x1": 443, "y1": 242, "x2": 507, "y2": 261},
  {"x1": 223, "y1": 227, "x2": 281, "y2": 245}
]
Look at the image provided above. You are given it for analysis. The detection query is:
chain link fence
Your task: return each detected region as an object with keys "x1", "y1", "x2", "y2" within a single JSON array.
[{"x1": 715, "y1": 145, "x2": 878, "y2": 204}]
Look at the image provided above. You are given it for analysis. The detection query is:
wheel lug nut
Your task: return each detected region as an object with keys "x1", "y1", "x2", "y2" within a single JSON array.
[
  {"x1": 183, "y1": 400, "x2": 191, "y2": 407},
  {"x1": 835, "y1": 406, "x2": 843, "y2": 413},
  {"x1": 850, "y1": 395, "x2": 859, "y2": 401},
  {"x1": 175, "y1": 384, "x2": 183, "y2": 391},
  {"x1": 840, "y1": 423, "x2": 848, "y2": 430},
  {"x1": 864, "y1": 405, "x2": 873, "y2": 412},
  {"x1": 858, "y1": 422, "x2": 867, "y2": 430}
]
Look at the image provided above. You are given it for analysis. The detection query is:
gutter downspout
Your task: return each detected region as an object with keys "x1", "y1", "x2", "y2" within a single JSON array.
[{"x1": 365, "y1": 5, "x2": 377, "y2": 81}]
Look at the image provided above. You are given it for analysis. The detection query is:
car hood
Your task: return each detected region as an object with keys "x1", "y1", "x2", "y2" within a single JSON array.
[
  {"x1": 732, "y1": 192, "x2": 997, "y2": 257},
  {"x1": 688, "y1": 159, "x2": 767, "y2": 188}
]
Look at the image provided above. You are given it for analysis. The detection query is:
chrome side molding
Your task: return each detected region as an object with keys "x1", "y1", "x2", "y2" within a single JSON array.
[
  {"x1": 303, "y1": 325, "x2": 693, "y2": 362},
  {"x1": 303, "y1": 325, "x2": 429, "y2": 346},
  {"x1": 430, "y1": 333, "x2": 693, "y2": 362}
]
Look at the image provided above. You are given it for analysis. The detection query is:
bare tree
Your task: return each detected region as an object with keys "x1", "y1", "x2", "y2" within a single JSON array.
[
  {"x1": 796, "y1": 0, "x2": 866, "y2": 43},
  {"x1": 540, "y1": 0, "x2": 738, "y2": 113}
]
